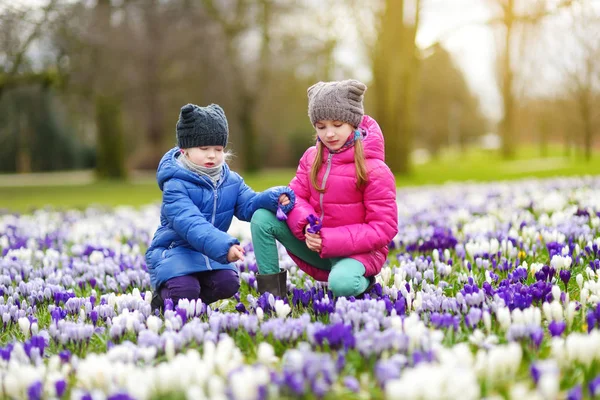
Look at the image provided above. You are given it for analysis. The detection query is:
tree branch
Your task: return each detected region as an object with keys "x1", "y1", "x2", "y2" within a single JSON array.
[{"x1": 8, "y1": 0, "x2": 59, "y2": 76}]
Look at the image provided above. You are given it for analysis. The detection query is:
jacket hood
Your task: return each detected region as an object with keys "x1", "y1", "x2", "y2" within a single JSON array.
[
  {"x1": 359, "y1": 115, "x2": 385, "y2": 162},
  {"x1": 156, "y1": 147, "x2": 228, "y2": 191}
]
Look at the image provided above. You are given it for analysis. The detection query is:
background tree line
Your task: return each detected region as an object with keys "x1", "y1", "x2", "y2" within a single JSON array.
[{"x1": 0, "y1": 0, "x2": 597, "y2": 178}]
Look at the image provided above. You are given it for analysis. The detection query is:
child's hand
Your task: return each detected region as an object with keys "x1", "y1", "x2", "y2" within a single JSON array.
[
  {"x1": 227, "y1": 244, "x2": 245, "y2": 262},
  {"x1": 305, "y1": 232, "x2": 322, "y2": 252},
  {"x1": 279, "y1": 194, "x2": 290, "y2": 206}
]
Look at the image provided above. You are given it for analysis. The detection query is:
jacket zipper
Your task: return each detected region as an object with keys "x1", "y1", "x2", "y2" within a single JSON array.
[
  {"x1": 319, "y1": 153, "x2": 333, "y2": 220},
  {"x1": 205, "y1": 182, "x2": 220, "y2": 270}
]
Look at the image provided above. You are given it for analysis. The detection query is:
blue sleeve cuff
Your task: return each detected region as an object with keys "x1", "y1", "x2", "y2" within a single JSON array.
[{"x1": 278, "y1": 186, "x2": 295, "y2": 214}]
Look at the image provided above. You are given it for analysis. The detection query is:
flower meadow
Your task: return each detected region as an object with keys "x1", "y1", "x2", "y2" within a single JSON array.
[{"x1": 3, "y1": 177, "x2": 600, "y2": 400}]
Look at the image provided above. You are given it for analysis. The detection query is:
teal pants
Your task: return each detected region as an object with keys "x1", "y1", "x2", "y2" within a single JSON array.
[{"x1": 250, "y1": 209, "x2": 369, "y2": 297}]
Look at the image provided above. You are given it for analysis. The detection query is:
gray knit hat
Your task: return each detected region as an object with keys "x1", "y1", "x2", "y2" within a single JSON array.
[
  {"x1": 176, "y1": 103, "x2": 228, "y2": 149},
  {"x1": 307, "y1": 79, "x2": 367, "y2": 127}
]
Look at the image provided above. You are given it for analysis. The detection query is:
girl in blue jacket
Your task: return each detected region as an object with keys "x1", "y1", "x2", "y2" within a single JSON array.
[{"x1": 145, "y1": 103, "x2": 294, "y2": 311}]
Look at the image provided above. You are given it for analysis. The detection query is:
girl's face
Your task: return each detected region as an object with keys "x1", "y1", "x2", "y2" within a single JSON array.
[
  {"x1": 183, "y1": 146, "x2": 224, "y2": 167},
  {"x1": 315, "y1": 120, "x2": 354, "y2": 151}
]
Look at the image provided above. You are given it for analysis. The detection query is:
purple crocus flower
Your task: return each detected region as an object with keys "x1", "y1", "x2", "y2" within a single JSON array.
[
  {"x1": 235, "y1": 302, "x2": 247, "y2": 313},
  {"x1": 164, "y1": 298, "x2": 174, "y2": 311},
  {"x1": 306, "y1": 215, "x2": 322, "y2": 234},
  {"x1": 27, "y1": 381, "x2": 43, "y2": 400},
  {"x1": 589, "y1": 375, "x2": 600, "y2": 397},
  {"x1": 283, "y1": 370, "x2": 305, "y2": 395},
  {"x1": 587, "y1": 310, "x2": 598, "y2": 333},
  {"x1": 59, "y1": 350, "x2": 71, "y2": 363},
  {"x1": 559, "y1": 270, "x2": 571, "y2": 289},
  {"x1": 530, "y1": 327, "x2": 544, "y2": 348},
  {"x1": 530, "y1": 364, "x2": 541, "y2": 384},
  {"x1": 548, "y1": 320, "x2": 566, "y2": 337},
  {"x1": 55, "y1": 380, "x2": 67, "y2": 398},
  {"x1": 90, "y1": 310, "x2": 98, "y2": 326},
  {"x1": 336, "y1": 353, "x2": 345, "y2": 372},
  {"x1": 567, "y1": 385, "x2": 582, "y2": 400}
]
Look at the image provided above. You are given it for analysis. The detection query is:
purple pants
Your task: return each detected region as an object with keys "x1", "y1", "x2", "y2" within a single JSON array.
[{"x1": 160, "y1": 269, "x2": 240, "y2": 305}]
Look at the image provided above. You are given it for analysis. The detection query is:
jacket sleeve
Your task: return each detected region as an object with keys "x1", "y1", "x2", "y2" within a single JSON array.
[
  {"x1": 163, "y1": 180, "x2": 238, "y2": 264},
  {"x1": 286, "y1": 148, "x2": 318, "y2": 240},
  {"x1": 319, "y1": 166, "x2": 398, "y2": 258},
  {"x1": 234, "y1": 178, "x2": 296, "y2": 222}
]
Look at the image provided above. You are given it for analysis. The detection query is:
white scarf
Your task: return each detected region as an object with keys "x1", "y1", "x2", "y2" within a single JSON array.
[{"x1": 178, "y1": 153, "x2": 223, "y2": 185}]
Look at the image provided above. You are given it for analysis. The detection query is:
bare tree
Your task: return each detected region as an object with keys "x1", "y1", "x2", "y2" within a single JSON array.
[
  {"x1": 0, "y1": 0, "x2": 60, "y2": 173},
  {"x1": 486, "y1": 0, "x2": 576, "y2": 159},
  {"x1": 200, "y1": 0, "x2": 266, "y2": 172},
  {"x1": 558, "y1": 1, "x2": 600, "y2": 161}
]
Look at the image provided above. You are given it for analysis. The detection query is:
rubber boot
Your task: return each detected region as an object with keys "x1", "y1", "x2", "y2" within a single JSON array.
[
  {"x1": 150, "y1": 291, "x2": 163, "y2": 313},
  {"x1": 256, "y1": 268, "x2": 288, "y2": 298},
  {"x1": 365, "y1": 276, "x2": 376, "y2": 293},
  {"x1": 356, "y1": 276, "x2": 377, "y2": 299}
]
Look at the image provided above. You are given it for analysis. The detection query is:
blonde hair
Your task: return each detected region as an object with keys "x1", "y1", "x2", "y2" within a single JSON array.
[{"x1": 310, "y1": 138, "x2": 368, "y2": 193}]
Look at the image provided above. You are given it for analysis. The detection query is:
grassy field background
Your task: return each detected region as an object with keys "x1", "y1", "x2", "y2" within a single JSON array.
[{"x1": 1, "y1": 145, "x2": 599, "y2": 213}]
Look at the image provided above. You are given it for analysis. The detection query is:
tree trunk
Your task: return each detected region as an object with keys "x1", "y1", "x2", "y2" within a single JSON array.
[
  {"x1": 564, "y1": 132, "x2": 571, "y2": 157},
  {"x1": 581, "y1": 92, "x2": 593, "y2": 161},
  {"x1": 538, "y1": 117, "x2": 548, "y2": 158},
  {"x1": 16, "y1": 111, "x2": 32, "y2": 173},
  {"x1": 92, "y1": 0, "x2": 128, "y2": 179},
  {"x1": 374, "y1": 0, "x2": 420, "y2": 175},
  {"x1": 500, "y1": 0, "x2": 515, "y2": 159},
  {"x1": 95, "y1": 95, "x2": 127, "y2": 179},
  {"x1": 144, "y1": 0, "x2": 165, "y2": 168}
]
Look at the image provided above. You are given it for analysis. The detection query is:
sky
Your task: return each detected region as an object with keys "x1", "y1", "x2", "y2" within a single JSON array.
[
  {"x1": 417, "y1": 0, "x2": 501, "y2": 121},
  {"x1": 329, "y1": 0, "x2": 502, "y2": 121}
]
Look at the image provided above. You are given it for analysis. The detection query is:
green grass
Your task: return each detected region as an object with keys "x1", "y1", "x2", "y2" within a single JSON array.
[
  {"x1": 397, "y1": 146, "x2": 600, "y2": 186},
  {"x1": 1, "y1": 145, "x2": 599, "y2": 213}
]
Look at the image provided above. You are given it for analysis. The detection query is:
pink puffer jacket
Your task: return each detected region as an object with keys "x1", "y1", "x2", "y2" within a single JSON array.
[{"x1": 286, "y1": 115, "x2": 398, "y2": 281}]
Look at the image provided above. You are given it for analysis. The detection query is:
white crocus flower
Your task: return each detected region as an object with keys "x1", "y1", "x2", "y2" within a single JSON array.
[
  {"x1": 275, "y1": 300, "x2": 291, "y2": 318},
  {"x1": 165, "y1": 338, "x2": 175, "y2": 361},
  {"x1": 146, "y1": 315, "x2": 162, "y2": 333},
  {"x1": 576, "y1": 273, "x2": 584, "y2": 288},
  {"x1": 496, "y1": 307, "x2": 511, "y2": 331},
  {"x1": 257, "y1": 342, "x2": 278, "y2": 365},
  {"x1": 18, "y1": 317, "x2": 30, "y2": 338},
  {"x1": 256, "y1": 307, "x2": 264, "y2": 321}
]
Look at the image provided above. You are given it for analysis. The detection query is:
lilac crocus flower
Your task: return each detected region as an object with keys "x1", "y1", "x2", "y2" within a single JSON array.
[
  {"x1": 343, "y1": 376, "x2": 360, "y2": 393},
  {"x1": 276, "y1": 207, "x2": 288, "y2": 221},
  {"x1": 107, "y1": 394, "x2": 136, "y2": 400}
]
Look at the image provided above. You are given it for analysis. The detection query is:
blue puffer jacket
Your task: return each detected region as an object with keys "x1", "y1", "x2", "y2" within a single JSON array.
[{"x1": 145, "y1": 148, "x2": 295, "y2": 290}]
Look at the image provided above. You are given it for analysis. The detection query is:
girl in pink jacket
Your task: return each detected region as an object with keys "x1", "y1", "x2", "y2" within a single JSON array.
[{"x1": 250, "y1": 79, "x2": 398, "y2": 298}]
